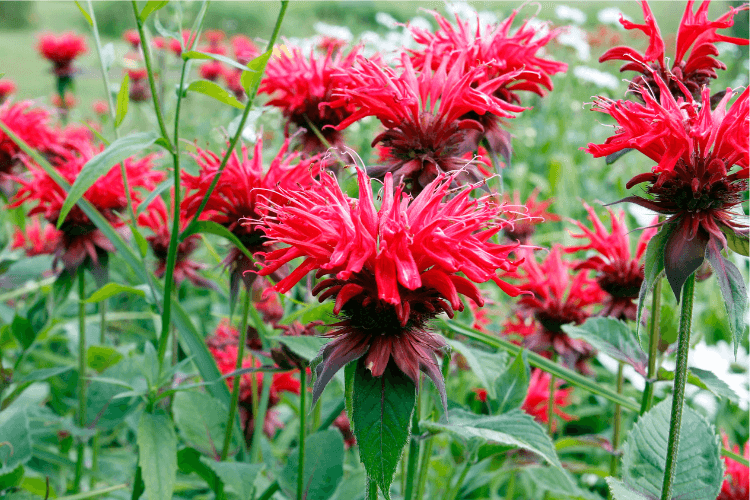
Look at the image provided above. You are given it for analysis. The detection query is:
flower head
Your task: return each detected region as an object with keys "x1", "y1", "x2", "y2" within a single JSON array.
[
  {"x1": 522, "y1": 369, "x2": 574, "y2": 430},
  {"x1": 92, "y1": 100, "x2": 108, "y2": 116},
  {"x1": 12, "y1": 217, "x2": 63, "y2": 257},
  {"x1": 168, "y1": 30, "x2": 197, "y2": 57},
  {"x1": 586, "y1": 77, "x2": 748, "y2": 299},
  {"x1": 37, "y1": 32, "x2": 87, "y2": 77},
  {"x1": 0, "y1": 101, "x2": 57, "y2": 175},
  {"x1": 123, "y1": 29, "x2": 141, "y2": 49},
  {"x1": 0, "y1": 80, "x2": 16, "y2": 104},
  {"x1": 127, "y1": 68, "x2": 151, "y2": 102},
  {"x1": 231, "y1": 35, "x2": 260, "y2": 65},
  {"x1": 719, "y1": 434, "x2": 749, "y2": 500},
  {"x1": 260, "y1": 45, "x2": 361, "y2": 153},
  {"x1": 501, "y1": 189, "x2": 561, "y2": 243},
  {"x1": 51, "y1": 93, "x2": 76, "y2": 110},
  {"x1": 599, "y1": 0, "x2": 749, "y2": 102},
  {"x1": 567, "y1": 203, "x2": 657, "y2": 321},
  {"x1": 326, "y1": 53, "x2": 524, "y2": 194},
  {"x1": 256, "y1": 169, "x2": 523, "y2": 410},
  {"x1": 199, "y1": 60, "x2": 225, "y2": 82}
]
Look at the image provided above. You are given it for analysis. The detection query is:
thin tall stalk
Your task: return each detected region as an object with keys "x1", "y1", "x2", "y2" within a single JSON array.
[
  {"x1": 640, "y1": 279, "x2": 662, "y2": 414},
  {"x1": 610, "y1": 362, "x2": 624, "y2": 480},
  {"x1": 660, "y1": 274, "x2": 695, "y2": 500},
  {"x1": 403, "y1": 381, "x2": 421, "y2": 500},
  {"x1": 297, "y1": 369, "x2": 307, "y2": 500},
  {"x1": 73, "y1": 268, "x2": 87, "y2": 492}
]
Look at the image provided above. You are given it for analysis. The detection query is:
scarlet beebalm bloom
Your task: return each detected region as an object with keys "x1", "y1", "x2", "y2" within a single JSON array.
[
  {"x1": 567, "y1": 203, "x2": 657, "y2": 321},
  {"x1": 256, "y1": 169, "x2": 523, "y2": 410},
  {"x1": 10, "y1": 140, "x2": 163, "y2": 271},
  {"x1": 202, "y1": 29, "x2": 226, "y2": 47},
  {"x1": 199, "y1": 61, "x2": 225, "y2": 82},
  {"x1": 12, "y1": 217, "x2": 62, "y2": 257},
  {"x1": 719, "y1": 434, "x2": 749, "y2": 500},
  {"x1": 599, "y1": 0, "x2": 749, "y2": 103},
  {"x1": 123, "y1": 29, "x2": 140, "y2": 49},
  {"x1": 586, "y1": 77, "x2": 748, "y2": 299},
  {"x1": 168, "y1": 30, "x2": 197, "y2": 57},
  {"x1": 509, "y1": 246, "x2": 604, "y2": 371},
  {"x1": 407, "y1": 9, "x2": 567, "y2": 157},
  {"x1": 231, "y1": 35, "x2": 260, "y2": 65},
  {"x1": 182, "y1": 136, "x2": 322, "y2": 291},
  {"x1": 260, "y1": 46, "x2": 361, "y2": 153},
  {"x1": 127, "y1": 68, "x2": 151, "y2": 102},
  {"x1": 501, "y1": 189, "x2": 561, "y2": 243},
  {"x1": 0, "y1": 80, "x2": 16, "y2": 103},
  {"x1": 521, "y1": 369, "x2": 574, "y2": 429},
  {"x1": 92, "y1": 100, "x2": 108, "y2": 116},
  {"x1": 0, "y1": 101, "x2": 57, "y2": 174},
  {"x1": 37, "y1": 32, "x2": 87, "y2": 77},
  {"x1": 326, "y1": 53, "x2": 524, "y2": 194},
  {"x1": 138, "y1": 196, "x2": 210, "y2": 288}
]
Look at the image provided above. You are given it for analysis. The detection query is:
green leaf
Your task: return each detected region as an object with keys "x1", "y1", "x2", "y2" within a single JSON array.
[
  {"x1": 137, "y1": 412, "x2": 177, "y2": 500},
  {"x1": 606, "y1": 479, "x2": 652, "y2": 500},
  {"x1": 173, "y1": 392, "x2": 241, "y2": 457},
  {"x1": 279, "y1": 429, "x2": 345, "y2": 500},
  {"x1": 58, "y1": 132, "x2": 160, "y2": 228},
  {"x1": 267, "y1": 336, "x2": 328, "y2": 363},
  {"x1": 73, "y1": 0, "x2": 93, "y2": 26},
  {"x1": 445, "y1": 338, "x2": 507, "y2": 400},
  {"x1": 721, "y1": 225, "x2": 749, "y2": 256},
  {"x1": 86, "y1": 124, "x2": 110, "y2": 146},
  {"x1": 422, "y1": 408, "x2": 563, "y2": 470},
  {"x1": 0, "y1": 407, "x2": 32, "y2": 474},
  {"x1": 13, "y1": 366, "x2": 73, "y2": 384},
  {"x1": 635, "y1": 224, "x2": 673, "y2": 342},
  {"x1": 177, "y1": 448, "x2": 218, "y2": 490},
  {"x1": 0, "y1": 465, "x2": 24, "y2": 491},
  {"x1": 706, "y1": 239, "x2": 747, "y2": 357},
  {"x1": 11, "y1": 315, "x2": 34, "y2": 351},
  {"x1": 344, "y1": 360, "x2": 355, "y2": 423},
  {"x1": 181, "y1": 220, "x2": 254, "y2": 261},
  {"x1": 352, "y1": 360, "x2": 415, "y2": 500},
  {"x1": 27, "y1": 297, "x2": 48, "y2": 336},
  {"x1": 133, "y1": 228, "x2": 149, "y2": 258},
  {"x1": 186, "y1": 80, "x2": 244, "y2": 110},
  {"x1": 85, "y1": 283, "x2": 146, "y2": 303},
  {"x1": 616, "y1": 398, "x2": 723, "y2": 500},
  {"x1": 139, "y1": 0, "x2": 169, "y2": 21},
  {"x1": 86, "y1": 357, "x2": 144, "y2": 429},
  {"x1": 114, "y1": 74, "x2": 130, "y2": 128},
  {"x1": 181, "y1": 50, "x2": 251, "y2": 73},
  {"x1": 491, "y1": 350, "x2": 529, "y2": 414},
  {"x1": 562, "y1": 317, "x2": 648, "y2": 376},
  {"x1": 201, "y1": 460, "x2": 263, "y2": 499},
  {"x1": 525, "y1": 467, "x2": 600, "y2": 500},
  {"x1": 688, "y1": 367, "x2": 739, "y2": 403},
  {"x1": 135, "y1": 179, "x2": 174, "y2": 216},
  {"x1": 240, "y1": 50, "x2": 272, "y2": 96},
  {"x1": 87, "y1": 346, "x2": 123, "y2": 373}
]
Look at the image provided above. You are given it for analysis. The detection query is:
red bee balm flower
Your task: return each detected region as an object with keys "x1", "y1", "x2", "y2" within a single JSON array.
[
  {"x1": 719, "y1": 434, "x2": 749, "y2": 500},
  {"x1": 0, "y1": 80, "x2": 16, "y2": 104},
  {"x1": 12, "y1": 217, "x2": 63, "y2": 257},
  {"x1": 256, "y1": 169, "x2": 523, "y2": 410},
  {"x1": 260, "y1": 46, "x2": 361, "y2": 153},
  {"x1": 599, "y1": 0, "x2": 749, "y2": 102},
  {"x1": 231, "y1": 35, "x2": 260, "y2": 65},
  {"x1": 127, "y1": 68, "x2": 151, "y2": 103},
  {"x1": 567, "y1": 203, "x2": 657, "y2": 321},
  {"x1": 501, "y1": 189, "x2": 561, "y2": 243},
  {"x1": 325, "y1": 53, "x2": 524, "y2": 194},
  {"x1": 0, "y1": 101, "x2": 57, "y2": 174},
  {"x1": 521, "y1": 369, "x2": 574, "y2": 430},
  {"x1": 37, "y1": 32, "x2": 87, "y2": 77},
  {"x1": 123, "y1": 29, "x2": 140, "y2": 50},
  {"x1": 586, "y1": 77, "x2": 748, "y2": 299}
]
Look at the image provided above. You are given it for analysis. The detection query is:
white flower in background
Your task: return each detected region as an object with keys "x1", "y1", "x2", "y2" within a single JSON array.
[
  {"x1": 408, "y1": 15, "x2": 432, "y2": 33},
  {"x1": 313, "y1": 22, "x2": 353, "y2": 42},
  {"x1": 556, "y1": 5, "x2": 586, "y2": 25},
  {"x1": 573, "y1": 66, "x2": 620, "y2": 90},
  {"x1": 598, "y1": 7, "x2": 630, "y2": 26},
  {"x1": 557, "y1": 26, "x2": 591, "y2": 61},
  {"x1": 281, "y1": 36, "x2": 315, "y2": 54},
  {"x1": 445, "y1": 1, "x2": 477, "y2": 21},
  {"x1": 375, "y1": 12, "x2": 399, "y2": 29}
]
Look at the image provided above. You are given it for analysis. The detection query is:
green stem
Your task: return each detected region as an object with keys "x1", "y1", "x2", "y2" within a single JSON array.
[
  {"x1": 220, "y1": 289, "x2": 251, "y2": 460},
  {"x1": 640, "y1": 278, "x2": 662, "y2": 414},
  {"x1": 256, "y1": 481, "x2": 280, "y2": 500},
  {"x1": 297, "y1": 369, "x2": 307, "y2": 500},
  {"x1": 90, "y1": 433, "x2": 99, "y2": 489},
  {"x1": 73, "y1": 268, "x2": 87, "y2": 493},
  {"x1": 367, "y1": 477, "x2": 378, "y2": 500},
  {"x1": 444, "y1": 459, "x2": 470, "y2": 500},
  {"x1": 99, "y1": 301, "x2": 107, "y2": 345},
  {"x1": 182, "y1": 0, "x2": 288, "y2": 235},
  {"x1": 415, "y1": 436, "x2": 433, "y2": 500},
  {"x1": 403, "y1": 381, "x2": 421, "y2": 500},
  {"x1": 660, "y1": 274, "x2": 695, "y2": 500},
  {"x1": 610, "y1": 362, "x2": 624, "y2": 481},
  {"x1": 547, "y1": 352, "x2": 556, "y2": 436},
  {"x1": 57, "y1": 483, "x2": 127, "y2": 500},
  {"x1": 250, "y1": 370, "x2": 273, "y2": 462},
  {"x1": 505, "y1": 473, "x2": 516, "y2": 500}
]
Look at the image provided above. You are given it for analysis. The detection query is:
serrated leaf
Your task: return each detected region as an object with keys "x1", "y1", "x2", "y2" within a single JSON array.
[
  {"x1": 87, "y1": 346, "x2": 123, "y2": 373},
  {"x1": 268, "y1": 336, "x2": 328, "y2": 363},
  {"x1": 85, "y1": 283, "x2": 146, "y2": 303},
  {"x1": 11, "y1": 315, "x2": 34, "y2": 351},
  {"x1": 181, "y1": 220, "x2": 254, "y2": 261},
  {"x1": 607, "y1": 479, "x2": 653, "y2": 500},
  {"x1": 115, "y1": 74, "x2": 130, "y2": 128},
  {"x1": 136, "y1": 179, "x2": 174, "y2": 216},
  {"x1": 240, "y1": 50, "x2": 272, "y2": 95},
  {"x1": 352, "y1": 360, "x2": 415, "y2": 500},
  {"x1": 635, "y1": 223, "x2": 673, "y2": 341},
  {"x1": 446, "y1": 338, "x2": 507, "y2": 400},
  {"x1": 721, "y1": 225, "x2": 749, "y2": 256},
  {"x1": 13, "y1": 366, "x2": 73, "y2": 384},
  {"x1": 706, "y1": 239, "x2": 747, "y2": 357},
  {"x1": 201, "y1": 459, "x2": 263, "y2": 499},
  {"x1": 186, "y1": 80, "x2": 244, "y2": 109},
  {"x1": 137, "y1": 412, "x2": 177, "y2": 500},
  {"x1": 173, "y1": 391, "x2": 240, "y2": 457},
  {"x1": 58, "y1": 132, "x2": 160, "y2": 228},
  {"x1": 279, "y1": 429, "x2": 344, "y2": 500},
  {"x1": 689, "y1": 368, "x2": 739, "y2": 403},
  {"x1": 422, "y1": 408, "x2": 563, "y2": 470},
  {"x1": 181, "y1": 50, "x2": 252, "y2": 73},
  {"x1": 0, "y1": 408, "x2": 32, "y2": 474},
  {"x1": 140, "y1": 0, "x2": 169, "y2": 21},
  {"x1": 563, "y1": 317, "x2": 648, "y2": 376},
  {"x1": 73, "y1": 0, "x2": 93, "y2": 26},
  {"x1": 618, "y1": 398, "x2": 723, "y2": 500},
  {"x1": 491, "y1": 350, "x2": 529, "y2": 414}
]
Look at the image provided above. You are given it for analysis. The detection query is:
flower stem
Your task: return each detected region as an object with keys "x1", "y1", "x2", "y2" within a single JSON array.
[
  {"x1": 443, "y1": 459, "x2": 470, "y2": 500},
  {"x1": 640, "y1": 278, "x2": 662, "y2": 414},
  {"x1": 367, "y1": 476, "x2": 378, "y2": 500},
  {"x1": 415, "y1": 436, "x2": 433, "y2": 500},
  {"x1": 73, "y1": 268, "x2": 87, "y2": 493},
  {"x1": 660, "y1": 273, "x2": 695, "y2": 500},
  {"x1": 547, "y1": 352, "x2": 557, "y2": 436},
  {"x1": 99, "y1": 301, "x2": 107, "y2": 345},
  {"x1": 403, "y1": 381, "x2": 421, "y2": 500},
  {"x1": 220, "y1": 289, "x2": 251, "y2": 460},
  {"x1": 250, "y1": 370, "x2": 273, "y2": 462},
  {"x1": 257, "y1": 481, "x2": 280, "y2": 500},
  {"x1": 297, "y1": 369, "x2": 307, "y2": 500},
  {"x1": 182, "y1": 0, "x2": 288, "y2": 234},
  {"x1": 610, "y1": 361, "x2": 624, "y2": 480}
]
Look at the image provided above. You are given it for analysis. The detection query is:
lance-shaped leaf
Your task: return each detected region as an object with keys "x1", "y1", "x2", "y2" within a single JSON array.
[
  {"x1": 446, "y1": 338, "x2": 507, "y2": 400},
  {"x1": 241, "y1": 50, "x2": 272, "y2": 95},
  {"x1": 706, "y1": 238, "x2": 748, "y2": 357},
  {"x1": 139, "y1": 0, "x2": 169, "y2": 21},
  {"x1": 57, "y1": 132, "x2": 160, "y2": 228},
  {"x1": 180, "y1": 220, "x2": 254, "y2": 261},
  {"x1": 635, "y1": 222, "x2": 674, "y2": 341},
  {"x1": 562, "y1": 317, "x2": 648, "y2": 376},
  {"x1": 186, "y1": 80, "x2": 245, "y2": 110},
  {"x1": 721, "y1": 225, "x2": 749, "y2": 256},
  {"x1": 201, "y1": 460, "x2": 263, "y2": 500},
  {"x1": 182, "y1": 50, "x2": 254, "y2": 73},
  {"x1": 115, "y1": 73, "x2": 130, "y2": 127},
  {"x1": 268, "y1": 335, "x2": 329, "y2": 363}
]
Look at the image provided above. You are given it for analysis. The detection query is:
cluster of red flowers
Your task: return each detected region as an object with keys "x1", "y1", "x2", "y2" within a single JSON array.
[{"x1": 719, "y1": 434, "x2": 750, "y2": 500}]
